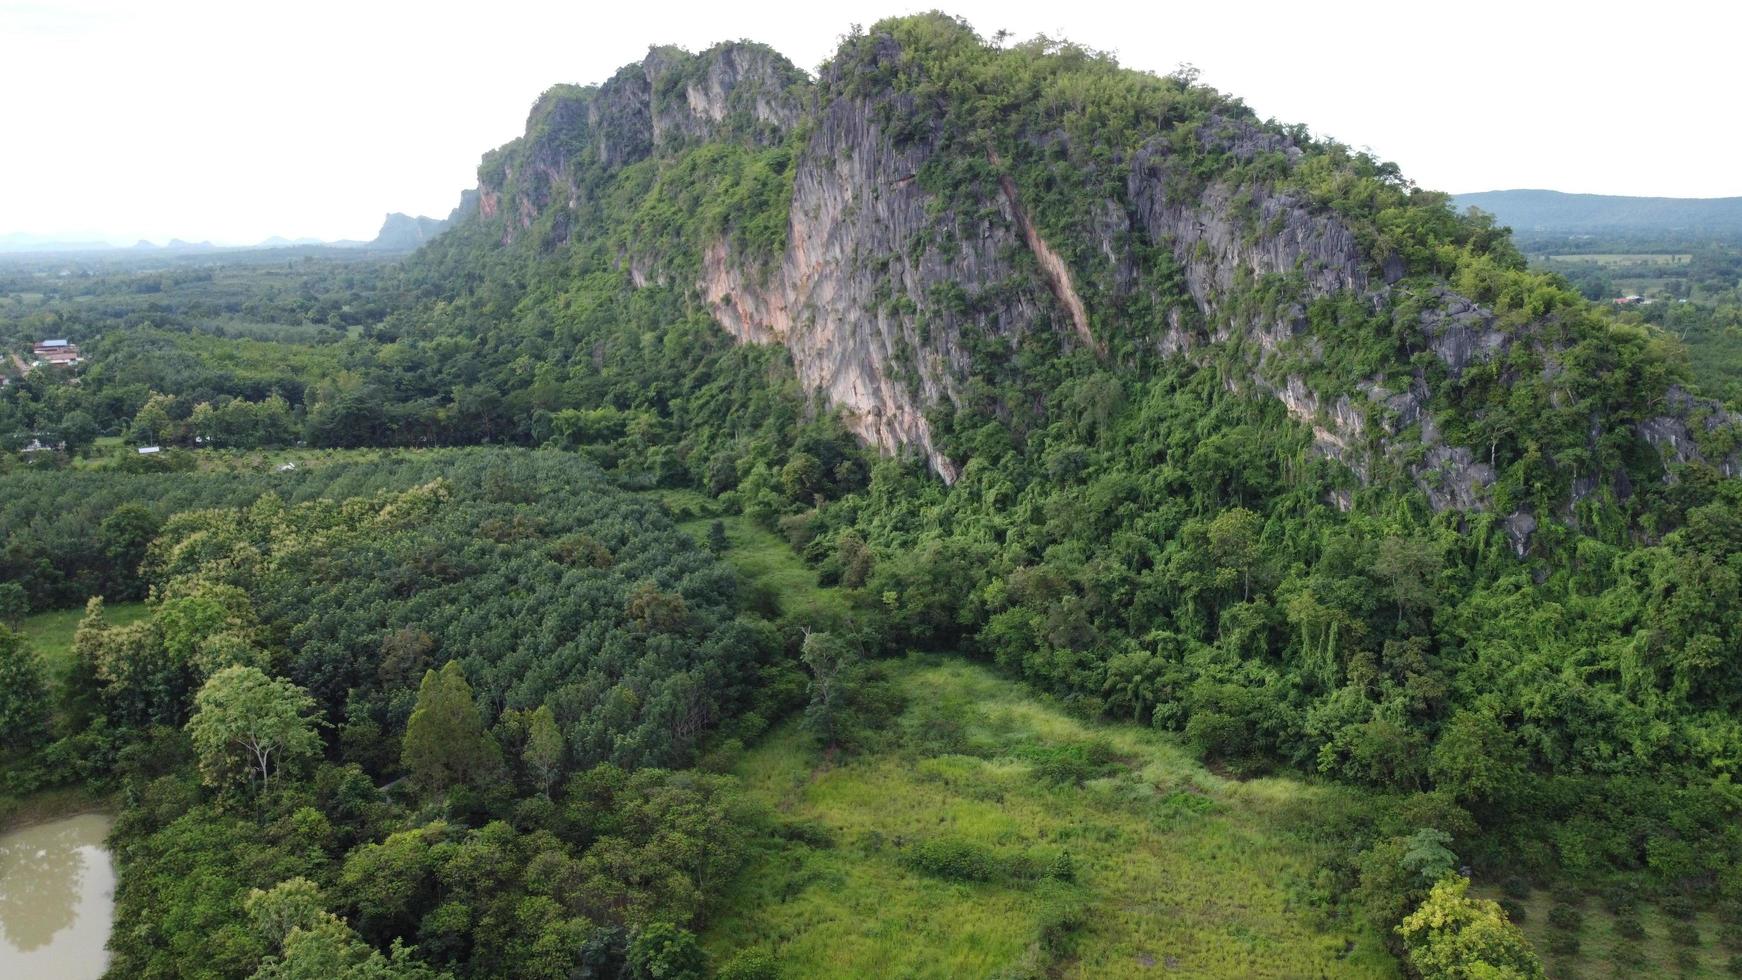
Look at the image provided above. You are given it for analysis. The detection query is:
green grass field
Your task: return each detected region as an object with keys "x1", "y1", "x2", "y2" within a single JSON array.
[
  {"x1": 19, "y1": 600, "x2": 148, "y2": 676},
  {"x1": 1473, "y1": 884, "x2": 1738, "y2": 979},
  {"x1": 706, "y1": 655, "x2": 1398, "y2": 978}
]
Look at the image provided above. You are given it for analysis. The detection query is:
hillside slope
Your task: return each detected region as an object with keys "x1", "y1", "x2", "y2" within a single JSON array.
[{"x1": 428, "y1": 16, "x2": 1738, "y2": 538}]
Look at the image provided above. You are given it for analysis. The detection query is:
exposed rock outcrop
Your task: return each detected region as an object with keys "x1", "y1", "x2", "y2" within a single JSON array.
[{"x1": 480, "y1": 43, "x2": 807, "y2": 246}]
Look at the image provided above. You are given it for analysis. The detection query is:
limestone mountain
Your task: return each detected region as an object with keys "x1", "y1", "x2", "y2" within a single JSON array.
[
  {"x1": 369, "y1": 212, "x2": 451, "y2": 250},
  {"x1": 422, "y1": 14, "x2": 1738, "y2": 547}
]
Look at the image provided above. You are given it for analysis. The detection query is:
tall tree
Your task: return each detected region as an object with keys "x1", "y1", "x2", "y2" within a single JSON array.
[
  {"x1": 1375, "y1": 535, "x2": 1444, "y2": 623},
  {"x1": 523, "y1": 704, "x2": 565, "y2": 798},
  {"x1": 800, "y1": 629, "x2": 860, "y2": 751},
  {"x1": 186, "y1": 665, "x2": 322, "y2": 793},
  {"x1": 0, "y1": 625, "x2": 49, "y2": 752},
  {"x1": 0, "y1": 583, "x2": 27, "y2": 625},
  {"x1": 401, "y1": 661, "x2": 500, "y2": 796}
]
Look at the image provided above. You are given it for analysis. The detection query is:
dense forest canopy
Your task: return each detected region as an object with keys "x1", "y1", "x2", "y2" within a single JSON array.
[{"x1": 4, "y1": 12, "x2": 1742, "y2": 980}]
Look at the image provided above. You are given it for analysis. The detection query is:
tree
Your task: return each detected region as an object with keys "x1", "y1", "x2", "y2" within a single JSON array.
[
  {"x1": 0, "y1": 626, "x2": 49, "y2": 751},
  {"x1": 1429, "y1": 709, "x2": 1525, "y2": 808},
  {"x1": 129, "y1": 392, "x2": 179, "y2": 445},
  {"x1": 58, "y1": 409, "x2": 98, "y2": 456},
  {"x1": 780, "y1": 452, "x2": 824, "y2": 502},
  {"x1": 705, "y1": 520, "x2": 729, "y2": 555},
  {"x1": 836, "y1": 531, "x2": 873, "y2": 588},
  {"x1": 247, "y1": 877, "x2": 329, "y2": 950},
  {"x1": 253, "y1": 913, "x2": 443, "y2": 980},
  {"x1": 524, "y1": 704, "x2": 564, "y2": 798},
  {"x1": 1398, "y1": 876, "x2": 1545, "y2": 979},
  {"x1": 800, "y1": 629, "x2": 861, "y2": 751},
  {"x1": 1374, "y1": 535, "x2": 1444, "y2": 623},
  {"x1": 627, "y1": 922, "x2": 707, "y2": 980},
  {"x1": 186, "y1": 665, "x2": 322, "y2": 793},
  {"x1": 0, "y1": 582, "x2": 26, "y2": 625},
  {"x1": 1208, "y1": 507, "x2": 1263, "y2": 600},
  {"x1": 402, "y1": 662, "x2": 500, "y2": 796},
  {"x1": 98, "y1": 503, "x2": 162, "y2": 600},
  {"x1": 1356, "y1": 829, "x2": 1460, "y2": 931}
]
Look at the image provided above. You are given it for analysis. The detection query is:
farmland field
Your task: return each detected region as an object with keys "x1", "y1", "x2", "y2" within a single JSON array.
[
  {"x1": 1543, "y1": 253, "x2": 1692, "y2": 265},
  {"x1": 1473, "y1": 884, "x2": 1736, "y2": 979}
]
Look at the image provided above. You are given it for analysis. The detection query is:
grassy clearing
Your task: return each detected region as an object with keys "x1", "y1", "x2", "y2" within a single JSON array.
[
  {"x1": 1474, "y1": 884, "x2": 1738, "y2": 978},
  {"x1": 645, "y1": 489, "x2": 854, "y2": 625},
  {"x1": 708, "y1": 655, "x2": 1397, "y2": 978},
  {"x1": 19, "y1": 600, "x2": 148, "y2": 676}
]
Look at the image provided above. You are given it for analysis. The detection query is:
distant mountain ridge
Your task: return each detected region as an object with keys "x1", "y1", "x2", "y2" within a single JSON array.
[
  {"x1": 1454, "y1": 189, "x2": 1742, "y2": 235},
  {"x1": 0, "y1": 211, "x2": 455, "y2": 255}
]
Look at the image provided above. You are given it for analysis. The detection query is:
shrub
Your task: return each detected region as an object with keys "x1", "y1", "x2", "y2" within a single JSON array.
[
  {"x1": 1602, "y1": 884, "x2": 1638, "y2": 915},
  {"x1": 905, "y1": 836, "x2": 1001, "y2": 882},
  {"x1": 1046, "y1": 849, "x2": 1077, "y2": 883},
  {"x1": 1498, "y1": 898, "x2": 1527, "y2": 923},
  {"x1": 1026, "y1": 740, "x2": 1120, "y2": 787},
  {"x1": 1614, "y1": 913, "x2": 1647, "y2": 941},
  {"x1": 1502, "y1": 876, "x2": 1532, "y2": 901},
  {"x1": 1546, "y1": 904, "x2": 1583, "y2": 931},
  {"x1": 717, "y1": 949, "x2": 780, "y2": 980},
  {"x1": 1548, "y1": 881, "x2": 1584, "y2": 907},
  {"x1": 628, "y1": 923, "x2": 706, "y2": 980},
  {"x1": 1546, "y1": 932, "x2": 1580, "y2": 958},
  {"x1": 773, "y1": 819, "x2": 837, "y2": 849},
  {"x1": 1035, "y1": 892, "x2": 1087, "y2": 956},
  {"x1": 1667, "y1": 920, "x2": 1700, "y2": 947},
  {"x1": 1613, "y1": 943, "x2": 1645, "y2": 968},
  {"x1": 1727, "y1": 953, "x2": 1742, "y2": 977},
  {"x1": 1663, "y1": 894, "x2": 1696, "y2": 921}
]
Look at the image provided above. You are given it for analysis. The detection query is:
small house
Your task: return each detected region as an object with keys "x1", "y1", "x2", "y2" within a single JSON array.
[{"x1": 33, "y1": 339, "x2": 82, "y2": 365}]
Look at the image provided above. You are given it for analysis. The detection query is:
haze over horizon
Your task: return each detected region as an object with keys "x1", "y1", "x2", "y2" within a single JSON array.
[{"x1": 6, "y1": 0, "x2": 1737, "y2": 245}]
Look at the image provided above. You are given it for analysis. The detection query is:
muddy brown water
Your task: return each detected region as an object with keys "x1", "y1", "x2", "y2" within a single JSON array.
[{"x1": 0, "y1": 812, "x2": 114, "y2": 978}]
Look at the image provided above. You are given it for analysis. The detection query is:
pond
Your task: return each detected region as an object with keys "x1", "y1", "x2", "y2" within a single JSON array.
[{"x1": 0, "y1": 812, "x2": 115, "y2": 978}]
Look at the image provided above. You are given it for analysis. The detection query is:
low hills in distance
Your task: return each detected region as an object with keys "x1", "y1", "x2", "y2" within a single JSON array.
[
  {"x1": 0, "y1": 209, "x2": 454, "y2": 256},
  {"x1": 1454, "y1": 188, "x2": 1742, "y2": 236}
]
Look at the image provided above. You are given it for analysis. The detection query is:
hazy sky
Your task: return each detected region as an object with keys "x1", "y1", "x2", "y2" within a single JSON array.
[{"x1": 4, "y1": 0, "x2": 1736, "y2": 244}]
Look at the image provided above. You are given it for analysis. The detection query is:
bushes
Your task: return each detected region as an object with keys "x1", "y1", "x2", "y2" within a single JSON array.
[
  {"x1": 1025, "y1": 739, "x2": 1121, "y2": 786},
  {"x1": 1613, "y1": 912, "x2": 1647, "y2": 941},
  {"x1": 716, "y1": 948, "x2": 780, "y2": 980},
  {"x1": 904, "y1": 836, "x2": 1003, "y2": 882},
  {"x1": 1546, "y1": 903, "x2": 1583, "y2": 931},
  {"x1": 1667, "y1": 920, "x2": 1701, "y2": 947},
  {"x1": 1546, "y1": 932, "x2": 1579, "y2": 958},
  {"x1": 899, "y1": 835, "x2": 1078, "y2": 889}
]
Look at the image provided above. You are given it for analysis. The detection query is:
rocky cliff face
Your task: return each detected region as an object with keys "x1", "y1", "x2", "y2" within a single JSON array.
[
  {"x1": 699, "y1": 37, "x2": 1084, "y2": 479},
  {"x1": 459, "y1": 25, "x2": 1738, "y2": 525},
  {"x1": 478, "y1": 43, "x2": 806, "y2": 247}
]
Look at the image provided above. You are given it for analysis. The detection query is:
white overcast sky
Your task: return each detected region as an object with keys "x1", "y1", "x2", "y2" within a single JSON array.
[{"x1": 3, "y1": 0, "x2": 1735, "y2": 244}]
